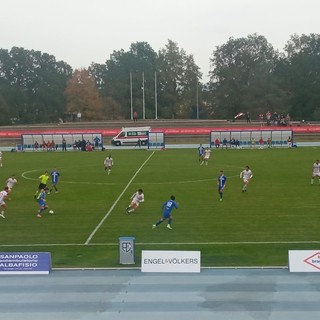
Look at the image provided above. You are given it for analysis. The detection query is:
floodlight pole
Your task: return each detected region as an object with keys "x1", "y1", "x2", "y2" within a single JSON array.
[
  {"x1": 196, "y1": 80, "x2": 199, "y2": 120},
  {"x1": 130, "y1": 72, "x2": 133, "y2": 120},
  {"x1": 142, "y1": 72, "x2": 145, "y2": 120},
  {"x1": 155, "y1": 71, "x2": 158, "y2": 119}
]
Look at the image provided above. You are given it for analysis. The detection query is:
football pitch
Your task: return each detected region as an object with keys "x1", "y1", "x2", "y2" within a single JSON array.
[{"x1": 1, "y1": 146, "x2": 320, "y2": 268}]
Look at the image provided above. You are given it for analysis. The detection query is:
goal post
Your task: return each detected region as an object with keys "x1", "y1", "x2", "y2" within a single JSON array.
[{"x1": 148, "y1": 132, "x2": 165, "y2": 150}]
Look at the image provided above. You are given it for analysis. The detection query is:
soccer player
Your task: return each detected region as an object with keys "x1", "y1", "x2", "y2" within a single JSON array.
[
  {"x1": 49, "y1": 169, "x2": 60, "y2": 193},
  {"x1": 6, "y1": 174, "x2": 18, "y2": 192},
  {"x1": 36, "y1": 187, "x2": 51, "y2": 218},
  {"x1": 198, "y1": 144, "x2": 204, "y2": 163},
  {"x1": 201, "y1": 147, "x2": 211, "y2": 166},
  {"x1": 0, "y1": 186, "x2": 9, "y2": 218},
  {"x1": 152, "y1": 195, "x2": 179, "y2": 230},
  {"x1": 0, "y1": 151, "x2": 2, "y2": 167},
  {"x1": 104, "y1": 155, "x2": 113, "y2": 175},
  {"x1": 218, "y1": 170, "x2": 227, "y2": 201},
  {"x1": 126, "y1": 189, "x2": 144, "y2": 213},
  {"x1": 6, "y1": 174, "x2": 17, "y2": 200},
  {"x1": 34, "y1": 171, "x2": 50, "y2": 199},
  {"x1": 311, "y1": 160, "x2": 320, "y2": 185},
  {"x1": 240, "y1": 166, "x2": 253, "y2": 192}
]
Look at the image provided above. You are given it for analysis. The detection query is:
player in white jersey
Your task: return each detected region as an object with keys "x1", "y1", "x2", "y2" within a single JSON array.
[
  {"x1": 0, "y1": 151, "x2": 2, "y2": 167},
  {"x1": 240, "y1": 166, "x2": 253, "y2": 192},
  {"x1": 126, "y1": 189, "x2": 144, "y2": 214},
  {"x1": 103, "y1": 155, "x2": 113, "y2": 175},
  {"x1": 6, "y1": 175, "x2": 18, "y2": 192},
  {"x1": 0, "y1": 187, "x2": 9, "y2": 218},
  {"x1": 311, "y1": 160, "x2": 320, "y2": 185},
  {"x1": 201, "y1": 147, "x2": 211, "y2": 166}
]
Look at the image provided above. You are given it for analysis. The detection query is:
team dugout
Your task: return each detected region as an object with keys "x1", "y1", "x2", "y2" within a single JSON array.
[
  {"x1": 210, "y1": 130, "x2": 293, "y2": 148},
  {"x1": 20, "y1": 133, "x2": 103, "y2": 151}
]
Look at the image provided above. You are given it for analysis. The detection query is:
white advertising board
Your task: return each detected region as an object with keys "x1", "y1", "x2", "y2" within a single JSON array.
[
  {"x1": 288, "y1": 250, "x2": 320, "y2": 272},
  {"x1": 141, "y1": 250, "x2": 201, "y2": 273}
]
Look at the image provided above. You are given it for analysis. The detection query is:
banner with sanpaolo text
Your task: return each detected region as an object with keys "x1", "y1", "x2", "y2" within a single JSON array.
[
  {"x1": 141, "y1": 250, "x2": 200, "y2": 273},
  {"x1": 0, "y1": 252, "x2": 51, "y2": 275}
]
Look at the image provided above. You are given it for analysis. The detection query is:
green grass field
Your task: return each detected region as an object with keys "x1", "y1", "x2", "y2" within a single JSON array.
[{"x1": 1, "y1": 146, "x2": 320, "y2": 268}]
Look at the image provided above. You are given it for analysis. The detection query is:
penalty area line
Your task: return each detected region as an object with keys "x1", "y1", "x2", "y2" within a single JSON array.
[{"x1": 84, "y1": 151, "x2": 156, "y2": 245}]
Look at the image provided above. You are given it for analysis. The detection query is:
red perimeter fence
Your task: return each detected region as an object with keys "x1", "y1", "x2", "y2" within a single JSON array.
[{"x1": 1, "y1": 125, "x2": 320, "y2": 139}]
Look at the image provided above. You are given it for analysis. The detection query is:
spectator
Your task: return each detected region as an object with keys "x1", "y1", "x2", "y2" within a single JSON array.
[
  {"x1": 245, "y1": 112, "x2": 251, "y2": 123},
  {"x1": 42, "y1": 141, "x2": 47, "y2": 151},
  {"x1": 62, "y1": 137, "x2": 67, "y2": 151},
  {"x1": 93, "y1": 136, "x2": 101, "y2": 150},
  {"x1": 86, "y1": 141, "x2": 93, "y2": 151},
  {"x1": 133, "y1": 111, "x2": 138, "y2": 122},
  {"x1": 266, "y1": 111, "x2": 271, "y2": 125},
  {"x1": 259, "y1": 137, "x2": 264, "y2": 149},
  {"x1": 267, "y1": 137, "x2": 272, "y2": 148},
  {"x1": 222, "y1": 138, "x2": 228, "y2": 149},
  {"x1": 286, "y1": 114, "x2": 291, "y2": 126},
  {"x1": 230, "y1": 138, "x2": 236, "y2": 148},
  {"x1": 81, "y1": 139, "x2": 86, "y2": 151},
  {"x1": 273, "y1": 112, "x2": 278, "y2": 125},
  {"x1": 259, "y1": 113, "x2": 264, "y2": 126},
  {"x1": 251, "y1": 137, "x2": 256, "y2": 148}
]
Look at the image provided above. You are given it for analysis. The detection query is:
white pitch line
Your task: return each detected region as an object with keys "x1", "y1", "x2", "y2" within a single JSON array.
[
  {"x1": 21, "y1": 169, "x2": 238, "y2": 186},
  {"x1": 1, "y1": 240, "x2": 320, "y2": 247},
  {"x1": 84, "y1": 151, "x2": 155, "y2": 245},
  {"x1": 21, "y1": 169, "x2": 43, "y2": 181}
]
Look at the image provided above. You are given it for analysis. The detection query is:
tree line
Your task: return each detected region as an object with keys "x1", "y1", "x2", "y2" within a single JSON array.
[{"x1": 0, "y1": 34, "x2": 319, "y2": 125}]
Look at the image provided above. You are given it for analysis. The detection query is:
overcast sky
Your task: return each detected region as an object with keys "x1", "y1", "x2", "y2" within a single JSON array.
[{"x1": 1, "y1": 0, "x2": 319, "y2": 81}]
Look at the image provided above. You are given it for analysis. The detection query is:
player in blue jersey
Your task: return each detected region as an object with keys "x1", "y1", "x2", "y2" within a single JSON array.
[
  {"x1": 198, "y1": 144, "x2": 204, "y2": 163},
  {"x1": 49, "y1": 168, "x2": 60, "y2": 193},
  {"x1": 218, "y1": 170, "x2": 227, "y2": 201},
  {"x1": 36, "y1": 187, "x2": 52, "y2": 218},
  {"x1": 152, "y1": 195, "x2": 179, "y2": 230}
]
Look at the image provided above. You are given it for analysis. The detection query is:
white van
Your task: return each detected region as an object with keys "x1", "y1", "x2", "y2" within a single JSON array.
[{"x1": 111, "y1": 127, "x2": 151, "y2": 146}]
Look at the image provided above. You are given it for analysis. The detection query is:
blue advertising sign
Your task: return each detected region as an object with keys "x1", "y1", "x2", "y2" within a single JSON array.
[{"x1": 0, "y1": 252, "x2": 51, "y2": 274}]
